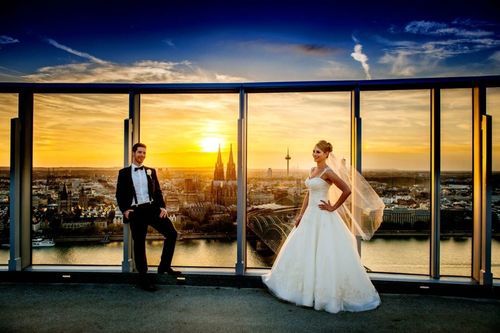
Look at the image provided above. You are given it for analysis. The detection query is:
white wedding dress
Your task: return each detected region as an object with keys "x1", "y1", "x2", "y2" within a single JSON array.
[{"x1": 262, "y1": 170, "x2": 381, "y2": 313}]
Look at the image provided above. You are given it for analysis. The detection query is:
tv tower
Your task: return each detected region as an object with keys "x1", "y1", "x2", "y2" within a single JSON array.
[{"x1": 285, "y1": 148, "x2": 291, "y2": 177}]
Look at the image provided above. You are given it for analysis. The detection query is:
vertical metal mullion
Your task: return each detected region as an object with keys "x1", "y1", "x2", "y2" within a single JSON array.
[
  {"x1": 8, "y1": 118, "x2": 21, "y2": 271},
  {"x1": 430, "y1": 88, "x2": 441, "y2": 279},
  {"x1": 10, "y1": 91, "x2": 33, "y2": 270},
  {"x1": 480, "y1": 114, "x2": 492, "y2": 286},
  {"x1": 472, "y1": 87, "x2": 484, "y2": 282},
  {"x1": 130, "y1": 92, "x2": 140, "y2": 142},
  {"x1": 351, "y1": 87, "x2": 362, "y2": 171},
  {"x1": 21, "y1": 92, "x2": 33, "y2": 270},
  {"x1": 351, "y1": 87, "x2": 362, "y2": 255},
  {"x1": 122, "y1": 118, "x2": 133, "y2": 272},
  {"x1": 122, "y1": 92, "x2": 140, "y2": 273},
  {"x1": 236, "y1": 89, "x2": 248, "y2": 275}
]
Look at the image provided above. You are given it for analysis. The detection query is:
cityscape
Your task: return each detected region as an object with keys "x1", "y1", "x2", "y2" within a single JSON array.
[{"x1": 1, "y1": 147, "x2": 499, "y2": 266}]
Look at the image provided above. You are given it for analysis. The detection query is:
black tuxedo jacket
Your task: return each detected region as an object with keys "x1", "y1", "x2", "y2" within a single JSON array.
[{"x1": 116, "y1": 166, "x2": 166, "y2": 214}]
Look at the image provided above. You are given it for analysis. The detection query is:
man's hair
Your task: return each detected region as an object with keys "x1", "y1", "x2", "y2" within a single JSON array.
[{"x1": 132, "y1": 143, "x2": 146, "y2": 152}]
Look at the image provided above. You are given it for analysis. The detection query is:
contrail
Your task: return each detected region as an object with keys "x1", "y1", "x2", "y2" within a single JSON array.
[
  {"x1": 351, "y1": 37, "x2": 372, "y2": 80},
  {"x1": 47, "y1": 38, "x2": 108, "y2": 65}
]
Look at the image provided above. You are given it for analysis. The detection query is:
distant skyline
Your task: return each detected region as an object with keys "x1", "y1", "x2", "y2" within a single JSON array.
[{"x1": 0, "y1": 1, "x2": 499, "y2": 170}]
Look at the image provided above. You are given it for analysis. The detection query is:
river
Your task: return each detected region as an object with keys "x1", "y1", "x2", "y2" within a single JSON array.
[{"x1": 1, "y1": 237, "x2": 499, "y2": 277}]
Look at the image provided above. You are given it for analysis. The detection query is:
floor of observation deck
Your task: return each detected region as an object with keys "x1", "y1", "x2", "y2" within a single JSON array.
[{"x1": 1, "y1": 272, "x2": 499, "y2": 332}]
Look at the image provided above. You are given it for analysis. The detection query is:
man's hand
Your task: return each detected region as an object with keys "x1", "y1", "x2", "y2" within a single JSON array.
[
  {"x1": 124, "y1": 209, "x2": 134, "y2": 219},
  {"x1": 159, "y1": 207, "x2": 168, "y2": 219}
]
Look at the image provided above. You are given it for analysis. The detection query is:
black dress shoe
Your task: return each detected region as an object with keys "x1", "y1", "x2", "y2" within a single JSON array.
[{"x1": 158, "y1": 267, "x2": 182, "y2": 276}]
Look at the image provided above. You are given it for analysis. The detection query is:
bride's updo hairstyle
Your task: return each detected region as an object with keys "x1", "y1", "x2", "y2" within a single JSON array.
[{"x1": 315, "y1": 140, "x2": 333, "y2": 155}]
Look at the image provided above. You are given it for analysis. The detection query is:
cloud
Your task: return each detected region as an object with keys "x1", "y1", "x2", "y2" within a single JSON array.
[
  {"x1": 163, "y1": 39, "x2": 175, "y2": 47},
  {"x1": 451, "y1": 18, "x2": 491, "y2": 27},
  {"x1": 380, "y1": 19, "x2": 500, "y2": 77},
  {"x1": 46, "y1": 38, "x2": 108, "y2": 65},
  {"x1": 385, "y1": 37, "x2": 499, "y2": 59},
  {"x1": 295, "y1": 44, "x2": 338, "y2": 56},
  {"x1": 0, "y1": 66, "x2": 28, "y2": 81},
  {"x1": 317, "y1": 60, "x2": 361, "y2": 79},
  {"x1": 240, "y1": 40, "x2": 339, "y2": 57},
  {"x1": 405, "y1": 21, "x2": 447, "y2": 34},
  {"x1": 214, "y1": 73, "x2": 248, "y2": 81},
  {"x1": 0, "y1": 35, "x2": 19, "y2": 44},
  {"x1": 350, "y1": 38, "x2": 371, "y2": 80},
  {"x1": 490, "y1": 50, "x2": 500, "y2": 62},
  {"x1": 404, "y1": 20, "x2": 494, "y2": 38},
  {"x1": 379, "y1": 37, "x2": 500, "y2": 76},
  {"x1": 23, "y1": 59, "x2": 247, "y2": 83},
  {"x1": 379, "y1": 51, "x2": 418, "y2": 76},
  {"x1": 31, "y1": 39, "x2": 340, "y2": 84}
]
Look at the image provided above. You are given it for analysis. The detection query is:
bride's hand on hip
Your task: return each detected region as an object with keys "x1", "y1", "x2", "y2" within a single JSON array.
[{"x1": 319, "y1": 200, "x2": 334, "y2": 212}]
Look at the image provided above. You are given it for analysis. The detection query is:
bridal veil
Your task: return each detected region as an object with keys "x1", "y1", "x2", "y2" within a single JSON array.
[{"x1": 326, "y1": 155, "x2": 385, "y2": 240}]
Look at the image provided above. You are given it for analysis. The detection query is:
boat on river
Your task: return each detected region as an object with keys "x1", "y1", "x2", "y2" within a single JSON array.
[{"x1": 32, "y1": 238, "x2": 55, "y2": 247}]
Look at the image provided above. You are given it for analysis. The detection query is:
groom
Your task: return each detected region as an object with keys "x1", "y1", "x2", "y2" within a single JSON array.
[{"x1": 116, "y1": 142, "x2": 181, "y2": 291}]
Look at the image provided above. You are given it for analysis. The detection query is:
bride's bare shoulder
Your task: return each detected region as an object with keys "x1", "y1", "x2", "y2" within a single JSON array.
[
  {"x1": 324, "y1": 168, "x2": 341, "y2": 181},
  {"x1": 324, "y1": 167, "x2": 336, "y2": 176}
]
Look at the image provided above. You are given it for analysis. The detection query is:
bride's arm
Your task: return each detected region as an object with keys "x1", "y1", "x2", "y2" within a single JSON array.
[
  {"x1": 319, "y1": 170, "x2": 351, "y2": 212},
  {"x1": 294, "y1": 192, "x2": 309, "y2": 227}
]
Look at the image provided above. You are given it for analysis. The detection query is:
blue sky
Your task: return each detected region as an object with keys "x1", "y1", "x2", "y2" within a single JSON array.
[{"x1": 1, "y1": 0, "x2": 499, "y2": 83}]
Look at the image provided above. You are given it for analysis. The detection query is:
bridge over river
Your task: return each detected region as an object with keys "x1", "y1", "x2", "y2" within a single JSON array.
[{"x1": 247, "y1": 204, "x2": 299, "y2": 254}]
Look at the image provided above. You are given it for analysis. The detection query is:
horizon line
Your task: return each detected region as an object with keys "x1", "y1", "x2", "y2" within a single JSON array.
[{"x1": 0, "y1": 166, "x2": 488, "y2": 173}]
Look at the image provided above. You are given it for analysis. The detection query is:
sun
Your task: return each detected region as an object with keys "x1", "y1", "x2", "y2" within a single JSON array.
[{"x1": 200, "y1": 137, "x2": 223, "y2": 152}]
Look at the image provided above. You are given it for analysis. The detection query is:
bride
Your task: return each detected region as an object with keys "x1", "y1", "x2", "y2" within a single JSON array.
[{"x1": 262, "y1": 140, "x2": 384, "y2": 314}]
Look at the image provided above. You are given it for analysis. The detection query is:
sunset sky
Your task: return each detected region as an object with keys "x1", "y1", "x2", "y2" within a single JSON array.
[{"x1": 0, "y1": 1, "x2": 499, "y2": 170}]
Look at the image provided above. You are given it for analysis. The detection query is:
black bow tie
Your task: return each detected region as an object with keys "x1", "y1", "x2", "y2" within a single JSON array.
[{"x1": 134, "y1": 166, "x2": 144, "y2": 171}]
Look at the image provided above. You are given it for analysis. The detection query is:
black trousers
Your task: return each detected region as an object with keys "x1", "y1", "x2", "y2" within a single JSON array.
[{"x1": 128, "y1": 204, "x2": 177, "y2": 274}]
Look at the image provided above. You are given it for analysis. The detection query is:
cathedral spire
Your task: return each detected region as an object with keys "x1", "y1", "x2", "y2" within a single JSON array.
[
  {"x1": 60, "y1": 183, "x2": 68, "y2": 200},
  {"x1": 226, "y1": 144, "x2": 236, "y2": 181},
  {"x1": 211, "y1": 143, "x2": 237, "y2": 206},
  {"x1": 213, "y1": 144, "x2": 225, "y2": 181}
]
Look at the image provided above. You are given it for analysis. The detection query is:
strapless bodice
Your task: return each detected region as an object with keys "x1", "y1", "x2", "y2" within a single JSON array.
[{"x1": 305, "y1": 177, "x2": 330, "y2": 205}]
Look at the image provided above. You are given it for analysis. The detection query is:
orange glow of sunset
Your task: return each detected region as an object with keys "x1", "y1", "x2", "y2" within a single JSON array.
[
  {"x1": 0, "y1": 89, "x2": 500, "y2": 170},
  {"x1": 200, "y1": 137, "x2": 224, "y2": 153}
]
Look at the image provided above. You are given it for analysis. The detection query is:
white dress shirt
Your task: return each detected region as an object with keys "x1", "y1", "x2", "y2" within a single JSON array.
[{"x1": 131, "y1": 164, "x2": 151, "y2": 206}]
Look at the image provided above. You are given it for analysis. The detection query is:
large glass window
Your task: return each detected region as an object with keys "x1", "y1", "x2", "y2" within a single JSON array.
[
  {"x1": 0, "y1": 94, "x2": 17, "y2": 265},
  {"x1": 488, "y1": 88, "x2": 500, "y2": 279},
  {"x1": 247, "y1": 92, "x2": 350, "y2": 268},
  {"x1": 2, "y1": 81, "x2": 497, "y2": 276},
  {"x1": 440, "y1": 89, "x2": 472, "y2": 276},
  {"x1": 32, "y1": 94, "x2": 127, "y2": 265},
  {"x1": 141, "y1": 94, "x2": 238, "y2": 268},
  {"x1": 361, "y1": 90, "x2": 430, "y2": 275}
]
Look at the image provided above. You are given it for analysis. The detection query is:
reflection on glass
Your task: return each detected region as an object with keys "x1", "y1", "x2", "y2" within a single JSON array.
[
  {"x1": 361, "y1": 90, "x2": 430, "y2": 275},
  {"x1": 0, "y1": 94, "x2": 18, "y2": 265},
  {"x1": 488, "y1": 88, "x2": 500, "y2": 279},
  {"x1": 247, "y1": 92, "x2": 350, "y2": 268},
  {"x1": 31, "y1": 94, "x2": 127, "y2": 265},
  {"x1": 440, "y1": 89, "x2": 472, "y2": 276},
  {"x1": 141, "y1": 94, "x2": 238, "y2": 267}
]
